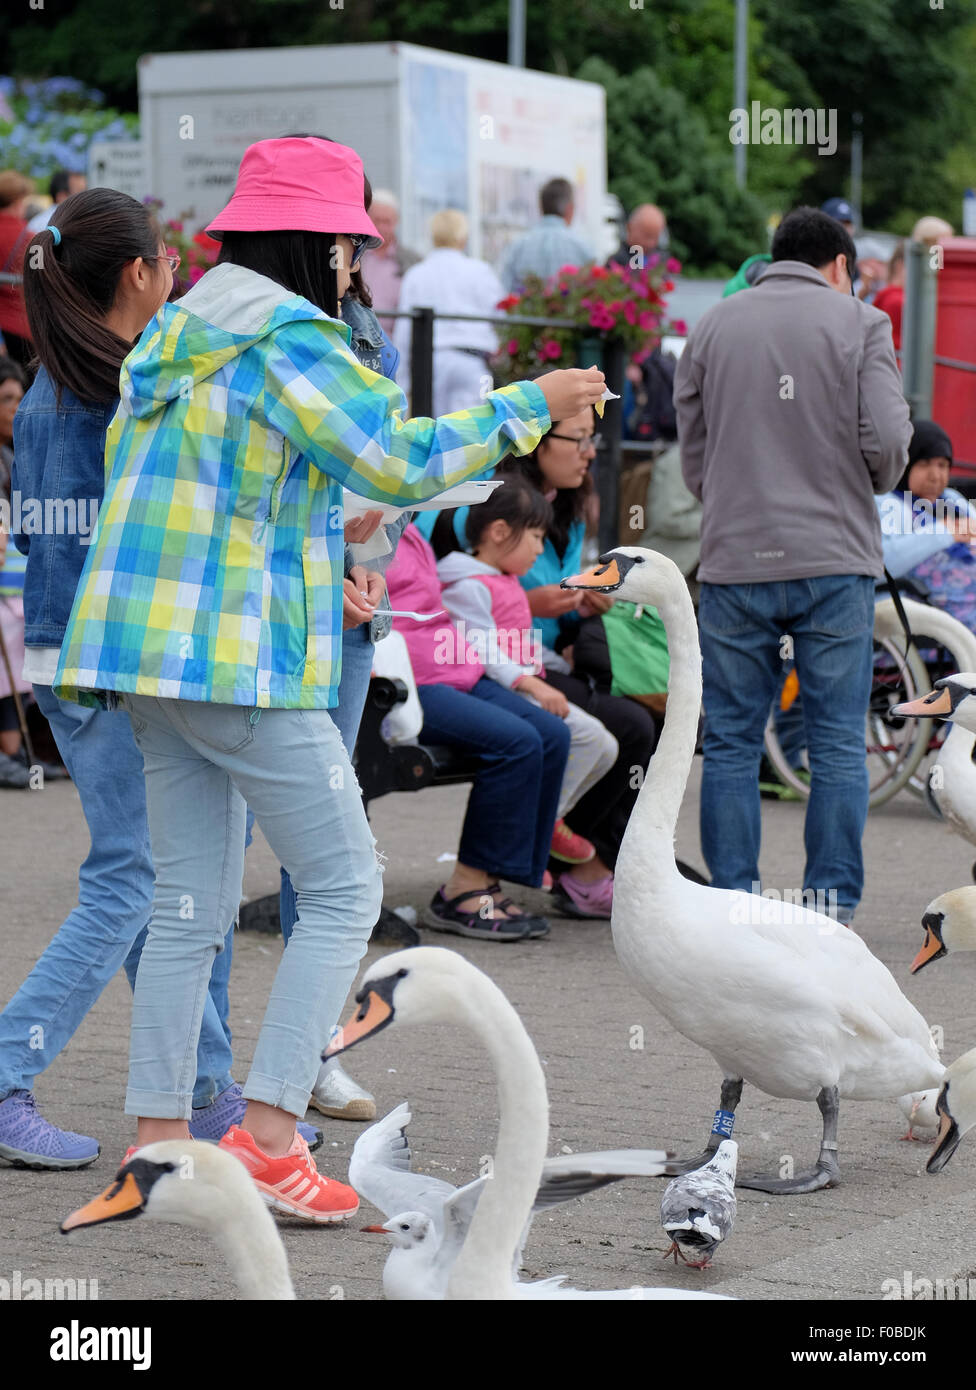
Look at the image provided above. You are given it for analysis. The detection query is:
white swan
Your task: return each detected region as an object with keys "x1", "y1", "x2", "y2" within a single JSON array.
[
  {"x1": 928, "y1": 1045, "x2": 976, "y2": 1172},
  {"x1": 560, "y1": 547, "x2": 963, "y2": 1194},
  {"x1": 61, "y1": 1141, "x2": 296, "y2": 1299},
  {"x1": 352, "y1": 1101, "x2": 682, "y2": 1299},
  {"x1": 879, "y1": 603, "x2": 976, "y2": 880},
  {"x1": 328, "y1": 946, "x2": 730, "y2": 1300}
]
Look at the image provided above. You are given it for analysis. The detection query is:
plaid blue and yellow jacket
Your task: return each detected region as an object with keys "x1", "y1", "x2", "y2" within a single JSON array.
[{"x1": 54, "y1": 264, "x2": 550, "y2": 708}]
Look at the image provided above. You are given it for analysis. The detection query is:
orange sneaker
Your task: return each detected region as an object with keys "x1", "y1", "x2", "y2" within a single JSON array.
[{"x1": 218, "y1": 1123, "x2": 359, "y2": 1224}]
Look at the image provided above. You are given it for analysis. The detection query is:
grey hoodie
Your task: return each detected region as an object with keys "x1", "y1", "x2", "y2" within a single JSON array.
[{"x1": 674, "y1": 260, "x2": 911, "y2": 584}]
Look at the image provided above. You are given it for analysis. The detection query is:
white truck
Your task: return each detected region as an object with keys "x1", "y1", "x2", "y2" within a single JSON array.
[{"x1": 133, "y1": 40, "x2": 610, "y2": 266}]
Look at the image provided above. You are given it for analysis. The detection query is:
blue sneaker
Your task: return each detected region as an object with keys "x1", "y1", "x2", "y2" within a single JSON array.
[
  {"x1": 0, "y1": 1090, "x2": 100, "y2": 1169},
  {"x1": 188, "y1": 1083, "x2": 323, "y2": 1152}
]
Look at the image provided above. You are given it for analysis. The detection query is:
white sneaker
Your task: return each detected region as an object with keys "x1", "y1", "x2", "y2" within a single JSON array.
[{"x1": 308, "y1": 1058, "x2": 376, "y2": 1121}]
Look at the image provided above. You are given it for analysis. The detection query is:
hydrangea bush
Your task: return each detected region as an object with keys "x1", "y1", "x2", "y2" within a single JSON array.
[{"x1": 0, "y1": 76, "x2": 136, "y2": 183}]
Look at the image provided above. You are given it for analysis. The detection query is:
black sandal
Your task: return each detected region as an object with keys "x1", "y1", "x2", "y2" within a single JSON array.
[
  {"x1": 423, "y1": 886, "x2": 531, "y2": 941},
  {"x1": 484, "y1": 882, "x2": 550, "y2": 939}
]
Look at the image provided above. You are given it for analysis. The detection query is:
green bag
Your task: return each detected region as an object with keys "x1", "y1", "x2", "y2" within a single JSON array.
[{"x1": 601, "y1": 600, "x2": 670, "y2": 697}]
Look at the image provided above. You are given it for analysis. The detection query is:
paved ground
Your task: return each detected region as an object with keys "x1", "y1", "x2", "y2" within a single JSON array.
[{"x1": 3, "y1": 760, "x2": 975, "y2": 1302}]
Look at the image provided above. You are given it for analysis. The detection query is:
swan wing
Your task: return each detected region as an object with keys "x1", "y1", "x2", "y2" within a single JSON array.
[
  {"x1": 349, "y1": 1103, "x2": 458, "y2": 1220},
  {"x1": 532, "y1": 1148, "x2": 673, "y2": 1210}
]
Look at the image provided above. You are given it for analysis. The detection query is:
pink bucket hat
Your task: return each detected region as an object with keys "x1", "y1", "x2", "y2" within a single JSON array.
[{"x1": 205, "y1": 137, "x2": 384, "y2": 247}]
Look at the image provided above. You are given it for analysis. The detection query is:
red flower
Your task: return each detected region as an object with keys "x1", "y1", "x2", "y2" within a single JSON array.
[
  {"x1": 638, "y1": 310, "x2": 656, "y2": 331},
  {"x1": 507, "y1": 338, "x2": 520, "y2": 355},
  {"x1": 623, "y1": 301, "x2": 637, "y2": 325},
  {"x1": 590, "y1": 265, "x2": 609, "y2": 280},
  {"x1": 672, "y1": 319, "x2": 688, "y2": 336},
  {"x1": 556, "y1": 264, "x2": 580, "y2": 276},
  {"x1": 666, "y1": 257, "x2": 682, "y2": 274}
]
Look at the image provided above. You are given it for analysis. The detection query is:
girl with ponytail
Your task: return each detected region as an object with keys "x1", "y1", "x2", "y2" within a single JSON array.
[{"x1": 0, "y1": 190, "x2": 274, "y2": 1170}]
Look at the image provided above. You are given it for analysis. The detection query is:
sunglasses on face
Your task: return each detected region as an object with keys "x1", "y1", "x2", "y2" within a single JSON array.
[{"x1": 346, "y1": 235, "x2": 369, "y2": 270}]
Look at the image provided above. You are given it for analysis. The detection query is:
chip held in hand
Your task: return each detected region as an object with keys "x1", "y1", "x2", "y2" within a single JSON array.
[{"x1": 594, "y1": 388, "x2": 621, "y2": 418}]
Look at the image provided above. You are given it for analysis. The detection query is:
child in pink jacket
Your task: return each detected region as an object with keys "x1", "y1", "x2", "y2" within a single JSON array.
[{"x1": 437, "y1": 476, "x2": 618, "y2": 864}]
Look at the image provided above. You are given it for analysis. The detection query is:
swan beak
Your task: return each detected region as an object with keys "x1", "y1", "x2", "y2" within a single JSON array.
[
  {"x1": 324, "y1": 990, "x2": 394, "y2": 1058},
  {"x1": 926, "y1": 1088, "x2": 961, "y2": 1174},
  {"x1": 562, "y1": 559, "x2": 623, "y2": 592},
  {"x1": 891, "y1": 688, "x2": 953, "y2": 718},
  {"x1": 60, "y1": 1171, "x2": 146, "y2": 1233},
  {"x1": 910, "y1": 925, "x2": 947, "y2": 974}
]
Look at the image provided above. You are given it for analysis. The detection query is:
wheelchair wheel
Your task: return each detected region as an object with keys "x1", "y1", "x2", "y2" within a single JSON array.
[
  {"x1": 763, "y1": 634, "x2": 934, "y2": 809},
  {"x1": 875, "y1": 597, "x2": 976, "y2": 806}
]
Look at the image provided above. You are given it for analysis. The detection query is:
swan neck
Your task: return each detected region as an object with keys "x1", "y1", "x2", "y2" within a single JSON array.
[
  {"x1": 214, "y1": 1206, "x2": 296, "y2": 1300},
  {"x1": 446, "y1": 973, "x2": 550, "y2": 1300},
  {"x1": 631, "y1": 582, "x2": 702, "y2": 848}
]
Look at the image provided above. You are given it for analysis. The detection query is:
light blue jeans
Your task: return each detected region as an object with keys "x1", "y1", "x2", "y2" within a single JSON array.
[
  {"x1": 120, "y1": 694, "x2": 382, "y2": 1119},
  {"x1": 279, "y1": 621, "x2": 375, "y2": 943},
  {"x1": 699, "y1": 575, "x2": 875, "y2": 921},
  {"x1": 0, "y1": 686, "x2": 234, "y2": 1106}
]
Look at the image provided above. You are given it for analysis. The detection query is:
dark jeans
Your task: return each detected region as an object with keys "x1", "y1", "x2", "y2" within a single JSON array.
[
  {"x1": 699, "y1": 575, "x2": 875, "y2": 920},
  {"x1": 544, "y1": 671, "x2": 658, "y2": 871},
  {"x1": 417, "y1": 677, "x2": 570, "y2": 888}
]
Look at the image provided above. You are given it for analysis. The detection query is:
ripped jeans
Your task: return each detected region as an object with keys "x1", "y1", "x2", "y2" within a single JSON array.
[{"x1": 119, "y1": 695, "x2": 383, "y2": 1120}]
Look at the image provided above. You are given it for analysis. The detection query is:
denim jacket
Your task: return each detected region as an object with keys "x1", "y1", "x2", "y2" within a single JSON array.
[
  {"x1": 341, "y1": 294, "x2": 408, "y2": 642},
  {"x1": 12, "y1": 368, "x2": 116, "y2": 646}
]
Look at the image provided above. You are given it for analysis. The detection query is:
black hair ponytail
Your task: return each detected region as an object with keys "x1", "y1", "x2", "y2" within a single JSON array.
[{"x1": 23, "y1": 188, "x2": 162, "y2": 404}]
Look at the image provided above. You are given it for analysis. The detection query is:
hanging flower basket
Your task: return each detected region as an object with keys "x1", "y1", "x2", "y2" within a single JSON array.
[{"x1": 493, "y1": 256, "x2": 686, "y2": 383}]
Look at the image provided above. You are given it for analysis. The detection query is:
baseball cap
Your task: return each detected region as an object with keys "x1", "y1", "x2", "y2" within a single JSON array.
[{"x1": 821, "y1": 197, "x2": 857, "y2": 225}]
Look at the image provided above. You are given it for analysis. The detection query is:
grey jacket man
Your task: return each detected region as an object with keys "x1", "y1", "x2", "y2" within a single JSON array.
[{"x1": 674, "y1": 260, "x2": 911, "y2": 584}]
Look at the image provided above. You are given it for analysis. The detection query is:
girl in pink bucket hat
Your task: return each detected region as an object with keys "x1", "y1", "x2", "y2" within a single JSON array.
[{"x1": 54, "y1": 135, "x2": 605, "y2": 1223}]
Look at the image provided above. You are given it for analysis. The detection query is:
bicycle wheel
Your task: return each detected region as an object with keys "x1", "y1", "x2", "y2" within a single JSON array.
[{"x1": 763, "y1": 635, "x2": 934, "y2": 809}]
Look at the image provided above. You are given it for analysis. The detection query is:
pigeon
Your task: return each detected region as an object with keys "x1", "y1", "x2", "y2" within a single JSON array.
[
  {"x1": 661, "y1": 1139, "x2": 737, "y2": 1269},
  {"x1": 897, "y1": 1090, "x2": 940, "y2": 1142}
]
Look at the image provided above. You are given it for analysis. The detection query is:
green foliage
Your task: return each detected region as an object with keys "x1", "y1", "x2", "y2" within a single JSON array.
[
  {"x1": 580, "y1": 58, "x2": 767, "y2": 276},
  {"x1": 5, "y1": 0, "x2": 975, "y2": 259}
]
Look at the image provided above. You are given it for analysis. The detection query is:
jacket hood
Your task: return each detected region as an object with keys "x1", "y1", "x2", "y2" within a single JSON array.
[
  {"x1": 119, "y1": 262, "x2": 353, "y2": 420},
  {"x1": 436, "y1": 550, "x2": 500, "y2": 584}
]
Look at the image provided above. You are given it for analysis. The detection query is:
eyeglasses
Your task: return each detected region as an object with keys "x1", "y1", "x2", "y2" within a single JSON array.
[
  {"x1": 153, "y1": 252, "x2": 181, "y2": 273},
  {"x1": 549, "y1": 432, "x2": 602, "y2": 454}
]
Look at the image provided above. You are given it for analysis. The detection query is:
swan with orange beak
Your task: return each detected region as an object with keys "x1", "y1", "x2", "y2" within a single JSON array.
[
  {"x1": 558, "y1": 546, "x2": 976, "y2": 1193},
  {"x1": 893, "y1": 675, "x2": 976, "y2": 731}
]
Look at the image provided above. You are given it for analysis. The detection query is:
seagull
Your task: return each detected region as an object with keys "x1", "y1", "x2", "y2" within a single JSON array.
[
  {"x1": 353, "y1": 1102, "x2": 682, "y2": 1300},
  {"x1": 661, "y1": 1140, "x2": 738, "y2": 1269},
  {"x1": 897, "y1": 1090, "x2": 940, "y2": 1142}
]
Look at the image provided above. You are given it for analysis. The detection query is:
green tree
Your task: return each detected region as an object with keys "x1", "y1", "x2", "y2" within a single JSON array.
[{"x1": 579, "y1": 57, "x2": 767, "y2": 276}]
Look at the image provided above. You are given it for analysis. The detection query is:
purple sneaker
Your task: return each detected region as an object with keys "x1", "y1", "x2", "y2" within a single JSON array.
[
  {"x1": 0, "y1": 1090, "x2": 100, "y2": 1169},
  {"x1": 188, "y1": 1083, "x2": 323, "y2": 1152},
  {"x1": 551, "y1": 871, "x2": 614, "y2": 920}
]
